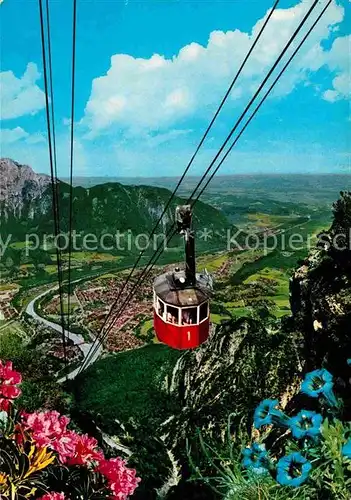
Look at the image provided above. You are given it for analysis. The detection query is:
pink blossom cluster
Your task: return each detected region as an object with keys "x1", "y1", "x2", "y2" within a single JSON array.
[
  {"x1": 22, "y1": 410, "x2": 98, "y2": 465},
  {"x1": 66, "y1": 432, "x2": 105, "y2": 466},
  {"x1": 0, "y1": 360, "x2": 22, "y2": 412},
  {"x1": 23, "y1": 410, "x2": 141, "y2": 497},
  {"x1": 98, "y1": 457, "x2": 141, "y2": 499},
  {"x1": 24, "y1": 410, "x2": 140, "y2": 498},
  {"x1": 0, "y1": 360, "x2": 140, "y2": 499},
  {"x1": 39, "y1": 494, "x2": 65, "y2": 500}
]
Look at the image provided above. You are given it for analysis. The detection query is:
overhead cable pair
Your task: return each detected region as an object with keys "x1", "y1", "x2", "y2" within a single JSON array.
[{"x1": 80, "y1": 0, "x2": 332, "y2": 373}]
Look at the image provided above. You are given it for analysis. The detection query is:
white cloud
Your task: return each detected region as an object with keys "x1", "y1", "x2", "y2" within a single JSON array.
[
  {"x1": 143, "y1": 129, "x2": 193, "y2": 148},
  {"x1": 2, "y1": 1, "x2": 349, "y2": 178},
  {"x1": 2, "y1": 125, "x2": 348, "y2": 177},
  {"x1": 82, "y1": 0, "x2": 347, "y2": 137},
  {"x1": 0, "y1": 127, "x2": 47, "y2": 149},
  {"x1": 0, "y1": 63, "x2": 45, "y2": 120},
  {"x1": 0, "y1": 126, "x2": 29, "y2": 144},
  {"x1": 25, "y1": 132, "x2": 46, "y2": 145},
  {"x1": 300, "y1": 32, "x2": 350, "y2": 103},
  {"x1": 322, "y1": 36, "x2": 350, "y2": 101}
]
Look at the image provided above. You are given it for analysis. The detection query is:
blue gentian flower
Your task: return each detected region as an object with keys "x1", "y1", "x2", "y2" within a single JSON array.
[
  {"x1": 253, "y1": 399, "x2": 288, "y2": 428},
  {"x1": 300, "y1": 369, "x2": 337, "y2": 407},
  {"x1": 276, "y1": 452, "x2": 312, "y2": 487},
  {"x1": 242, "y1": 443, "x2": 269, "y2": 474},
  {"x1": 289, "y1": 410, "x2": 323, "y2": 440},
  {"x1": 342, "y1": 439, "x2": 351, "y2": 459}
]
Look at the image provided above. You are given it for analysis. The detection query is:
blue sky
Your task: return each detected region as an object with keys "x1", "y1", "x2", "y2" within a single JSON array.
[{"x1": 0, "y1": 0, "x2": 350, "y2": 177}]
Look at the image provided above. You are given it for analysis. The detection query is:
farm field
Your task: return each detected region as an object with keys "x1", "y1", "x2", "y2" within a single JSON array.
[
  {"x1": 0, "y1": 283, "x2": 18, "y2": 291},
  {"x1": 139, "y1": 318, "x2": 156, "y2": 340},
  {"x1": 0, "y1": 320, "x2": 28, "y2": 339},
  {"x1": 244, "y1": 268, "x2": 290, "y2": 313},
  {"x1": 244, "y1": 212, "x2": 304, "y2": 230},
  {"x1": 197, "y1": 252, "x2": 229, "y2": 272},
  {"x1": 57, "y1": 252, "x2": 122, "y2": 263},
  {"x1": 44, "y1": 294, "x2": 81, "y2": 316}
]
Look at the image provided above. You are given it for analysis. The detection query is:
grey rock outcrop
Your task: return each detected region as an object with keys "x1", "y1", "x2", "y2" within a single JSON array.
[
  {"x1": 289, "y1": 191, "x2": 351, "y2": 400},
  {"x1": 0, "y1": 158, "x2": 51, "y2": 220},
  {"x1": 162, "y1": 318, "x2": 301, "y2": 453}
]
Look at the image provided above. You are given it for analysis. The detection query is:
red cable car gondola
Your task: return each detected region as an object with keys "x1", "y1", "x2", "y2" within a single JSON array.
[{"x1": 153, "y1": 205, "x2": 213, "y2": 349}]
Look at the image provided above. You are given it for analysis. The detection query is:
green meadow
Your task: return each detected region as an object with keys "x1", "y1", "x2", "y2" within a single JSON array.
[{"x1": 73, "y1": 345, "x2": 181, "y2": 431}]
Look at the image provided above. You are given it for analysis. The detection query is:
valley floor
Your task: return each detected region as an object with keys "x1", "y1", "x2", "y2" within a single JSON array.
[{"x1": 0, "y1": 208, "x2": 331, "y2": 368}]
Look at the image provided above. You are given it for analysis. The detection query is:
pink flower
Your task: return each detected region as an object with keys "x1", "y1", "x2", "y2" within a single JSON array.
[
  {"x1": 66, "y1": 433, "x2": 104, "y2": 466},
  {"x1": 24, "y1": 410, "x2": 69, "y2": 444},
  {"x1": 23, "y1": 411, "x2": 77, "y2": 463},
  {"x1": 0, "y1": 360, "x2": 22, "y2": 411},
  {"x1": 98, "y1": 457, "x2": 141, "y2": 499},
  {"x1": 38, "y1": 493, "x2": 66, "y2": 500},
  {"x1": 23, "y1": 411, "x2": 105, "y2": 466},
  {"x1": 52, "y1": 430, "x2": 79, "y2": 464}
]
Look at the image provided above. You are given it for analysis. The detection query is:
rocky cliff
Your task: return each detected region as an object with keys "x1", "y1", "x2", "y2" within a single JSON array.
[
  {"x1": 289, "y1": 191, "x2": 351, "y2": 411},
  {"x1": 0, "y1": 158, "x2": 51, "y2": 220},
  {"x1": 161, "y1": 318, "x2": 301, "y2": 454},
  {"x1": 163, "y1": 193, "x2": 351, "y2": 451}
]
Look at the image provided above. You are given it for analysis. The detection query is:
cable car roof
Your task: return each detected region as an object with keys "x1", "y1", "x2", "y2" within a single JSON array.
[{"x1": 154, "y1": 271, "x2": 211, "y2": 307}]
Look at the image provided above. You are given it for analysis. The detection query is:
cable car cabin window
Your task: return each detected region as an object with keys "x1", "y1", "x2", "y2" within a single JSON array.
[
  {"x1": 165, "y1": 305, "x2": 179, "y2": 325},
  {"x1": 199, "y1": 301, "x2": 209, "y2": 323},
  {"x1": 181, "y1": 307, "x2": 197, "y2": 325},
  {"x1": 157, "y1": 299, "x2": 165, "y2": 317}
]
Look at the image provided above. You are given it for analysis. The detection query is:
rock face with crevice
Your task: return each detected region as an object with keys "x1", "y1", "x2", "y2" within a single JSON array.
[
  {"x1": 289, "y1": 191, "x2": 351, "y2": 405},
  {"x1": 162, "y1": 317, "x2": 301, "y2": 454},
  {"x1": 163, "y1": 194, "x2": 351, "y2": 450}
]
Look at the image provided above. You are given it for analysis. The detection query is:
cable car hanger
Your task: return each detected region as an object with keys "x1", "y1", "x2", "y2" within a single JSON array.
[
  {"x1": 79, "y1": 0, "x2": 329, "y2": 369},
  {"x1": 153, "y1": 205, "x2": 213, "y2": 350}
]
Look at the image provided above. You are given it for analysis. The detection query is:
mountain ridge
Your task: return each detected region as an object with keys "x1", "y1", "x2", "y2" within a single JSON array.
[{"x1": 0, "y1": 158, "x2": 230, "y2": 243}]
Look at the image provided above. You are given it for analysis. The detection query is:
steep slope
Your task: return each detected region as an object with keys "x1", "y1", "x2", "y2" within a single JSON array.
[
  {"x1": 289, "y1": 191, "x2": 351, "y2": 400},
  {"x1": 162, "y1": 318, "x2": 301, "y2": 453},
  {"x1": 157, "y1": 192, "x2": 351, "y2": 498}
]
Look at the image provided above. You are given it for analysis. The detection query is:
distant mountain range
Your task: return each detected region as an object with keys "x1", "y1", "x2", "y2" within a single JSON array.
[
  {"x1": 0, "y1": 158, "x2": 230, "y2": 244},
  {"x1": 64, "y1": 173, "x2": 350, "y2": 207}
]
